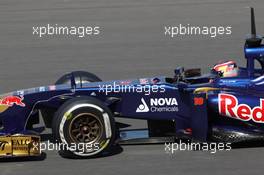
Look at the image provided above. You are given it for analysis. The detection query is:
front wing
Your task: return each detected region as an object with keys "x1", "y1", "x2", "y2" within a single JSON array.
[{"x1": 0, "y1": 135, "x2": 40, "y2": 158}]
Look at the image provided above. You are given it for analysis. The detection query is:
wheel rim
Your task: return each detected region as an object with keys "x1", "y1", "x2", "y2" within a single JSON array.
[{"x1": 69, "y1": 113, "x2": 103, "y2": 144}]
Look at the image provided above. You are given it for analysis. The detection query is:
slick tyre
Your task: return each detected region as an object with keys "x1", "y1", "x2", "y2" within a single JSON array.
[
  {"x1": 52, "y1": 97, "x2": 116, "y2": 158},
  {"x1": 55, "y1": 71, "x2": 102, "y2": 85}
]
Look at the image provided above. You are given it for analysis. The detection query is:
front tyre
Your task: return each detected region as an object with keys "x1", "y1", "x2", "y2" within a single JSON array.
[
  {"x1": 52, "y1": 97, "x2": 116, "y2": 158},
  {"x1": 55, "y1": 71, "x2": 102, "y2": 85}
]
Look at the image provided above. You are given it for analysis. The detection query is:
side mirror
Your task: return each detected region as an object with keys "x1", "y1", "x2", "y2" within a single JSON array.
[
  {"x1": 174, "y1": 67, "x2": 184, "y2": 83},
  {"x1": 174, "y1": 67, "x2": 184, "y2": 76}
]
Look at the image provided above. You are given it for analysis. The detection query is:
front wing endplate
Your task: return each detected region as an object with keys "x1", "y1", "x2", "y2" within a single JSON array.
[{"x1": 0, "y1": 135, "x2": 40, "y2": 157}]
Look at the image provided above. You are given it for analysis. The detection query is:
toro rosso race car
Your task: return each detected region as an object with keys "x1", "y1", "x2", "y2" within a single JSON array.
[{"x1": 0, "y1": 8, "x2": 264, "y2": 159}]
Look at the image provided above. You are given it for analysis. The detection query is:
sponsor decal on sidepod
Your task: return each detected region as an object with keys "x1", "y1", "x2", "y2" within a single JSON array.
[
  {"x1": 136, "y1": 98, "x2": 178, "y2": 112},
  {"x1": 219, "y1": 93, "x2": 264, "y2": 123}
]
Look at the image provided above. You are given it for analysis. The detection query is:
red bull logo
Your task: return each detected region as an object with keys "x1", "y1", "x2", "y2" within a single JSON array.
[
  {"x1": 0, "y1": 96, "x2": 25, "y2": 107},
  {"x1": 219, "y1": 93, "x2": 264, "y2": 123}
]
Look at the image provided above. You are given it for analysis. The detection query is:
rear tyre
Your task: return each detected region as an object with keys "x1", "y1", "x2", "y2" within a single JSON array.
[
  {"x1": 55, "y1": 71, "x2": 102, "y2": 85},
  {"x1": 52, "y1": 97, "x2": 116, "y2": 158}
]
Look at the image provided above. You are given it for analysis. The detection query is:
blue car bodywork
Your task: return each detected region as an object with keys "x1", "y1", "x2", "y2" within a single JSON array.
[{"x1": 1, "y1": 8, "x2": 264, "y2": 155}]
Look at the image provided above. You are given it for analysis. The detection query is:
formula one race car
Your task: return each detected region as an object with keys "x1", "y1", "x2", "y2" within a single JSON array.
[{"x1": 0, "y1": 8, "x2": 264, "y2": 159}]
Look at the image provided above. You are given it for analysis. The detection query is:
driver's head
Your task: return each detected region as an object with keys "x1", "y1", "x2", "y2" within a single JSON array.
[{"x1": 213, "y1": 60, "x2": 238, "y2": 77}]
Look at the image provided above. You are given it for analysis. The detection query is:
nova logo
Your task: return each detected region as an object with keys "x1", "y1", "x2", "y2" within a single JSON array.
[
  {"x1": 136, "y1": 98, "x2": 149, "y2": 112},
  {"x1": 0, "y1": 140, "x2": 8, "y2": 151},
  {"x1": 136, "y1": 98, "x2": 178, "y2": 113},
  {"x1": 150, "y1": 98, "x2": 178, "y2": 106}
]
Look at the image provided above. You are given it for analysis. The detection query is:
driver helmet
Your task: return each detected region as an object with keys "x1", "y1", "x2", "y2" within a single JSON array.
[{"x1": 213, "y1": 60, "x2": 238, "y2": 77}]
